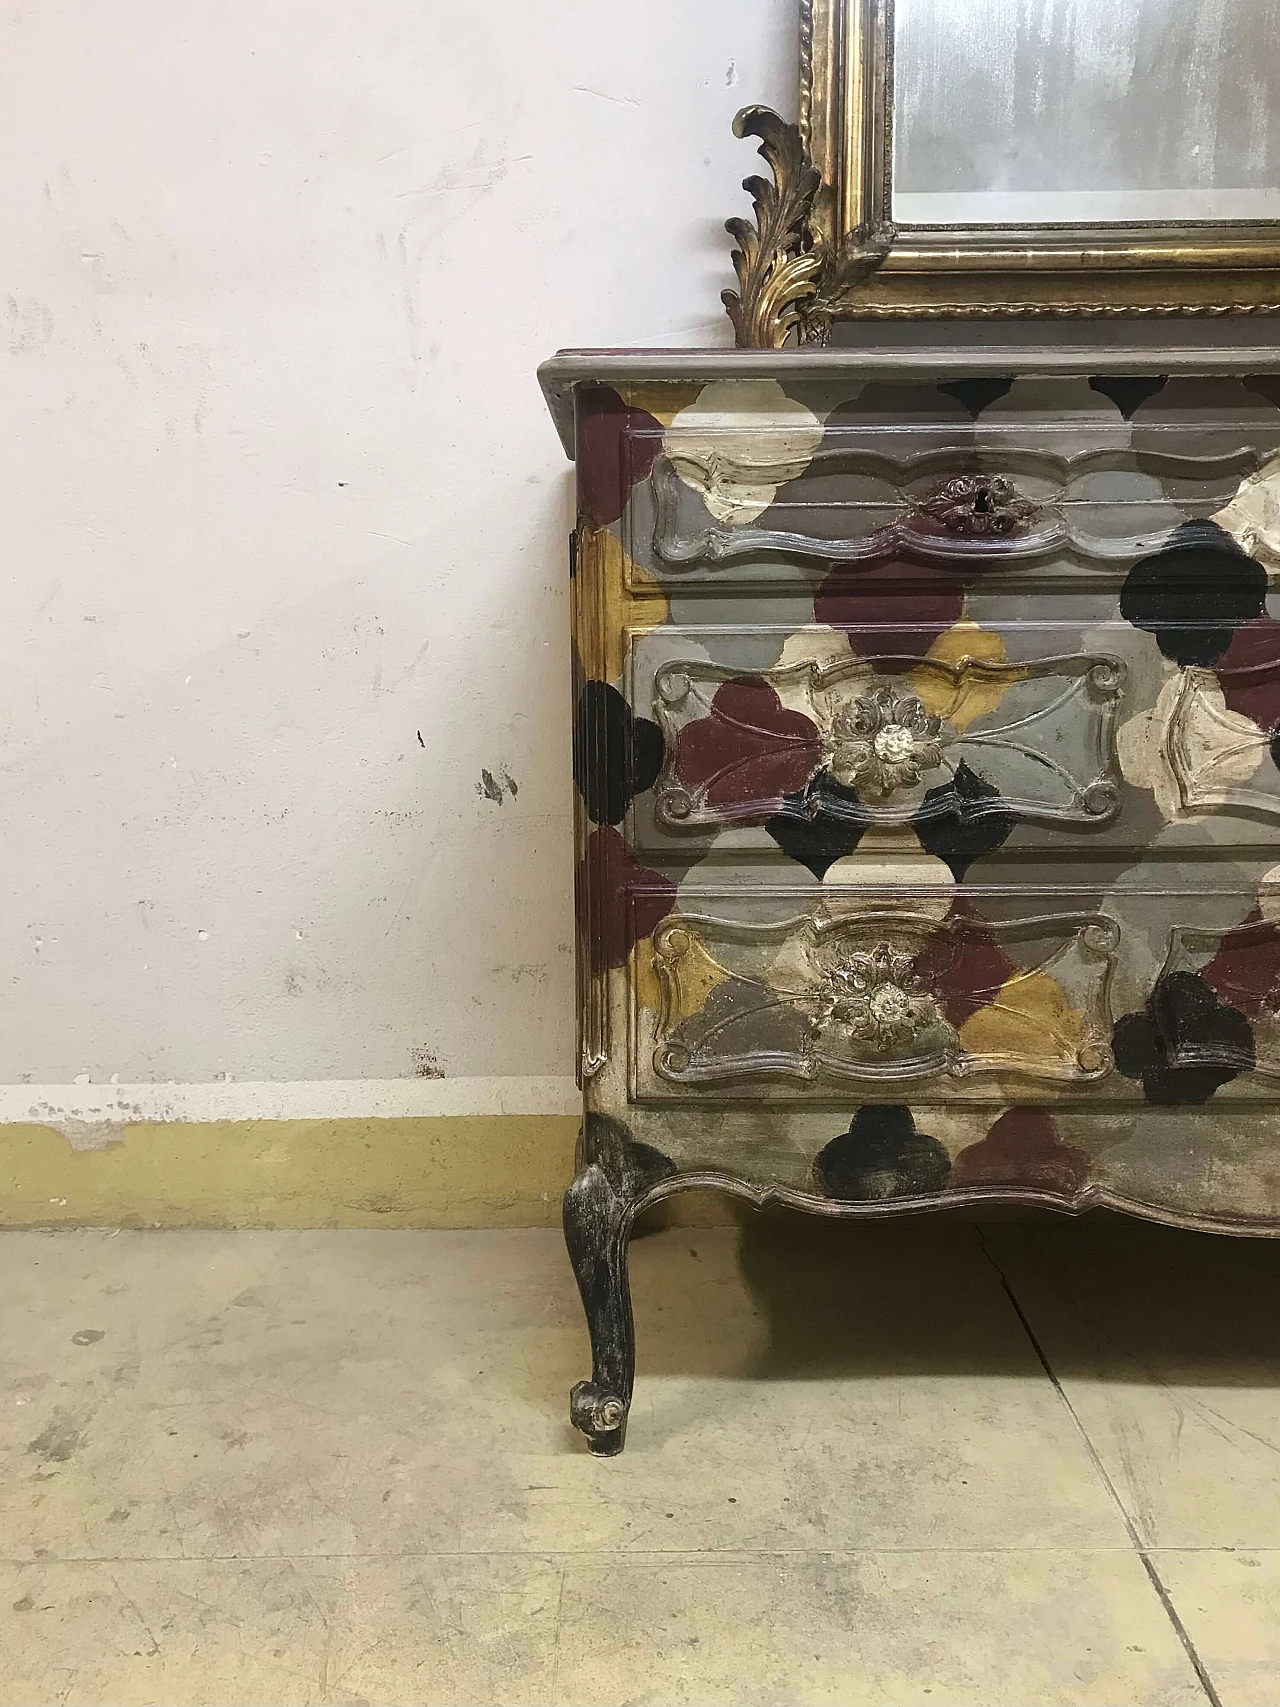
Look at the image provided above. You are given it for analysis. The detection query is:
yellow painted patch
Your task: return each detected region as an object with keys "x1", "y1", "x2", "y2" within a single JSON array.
[
  {"x1": 615, "y1": 382, "x2": 704, "y2": 428},
  {"x1": 574, "y1": 525, "x2": 669, "y2": 683},
  {"x1": 631, "y1": 928, "x2": 729, "y2": 1023},
  {"x1": 959, "y1": 971, "x2": 1087, "y2": 1071},
  {"x1": 0, "y1": 1117, "x2": 740, "y2": 1230},
  {"x1": 0, "y1": 1116, "x2": 579, "y2": 1230},
  {"x1": 911, "y1": 622, "x2": 1024, "y2": 732}
]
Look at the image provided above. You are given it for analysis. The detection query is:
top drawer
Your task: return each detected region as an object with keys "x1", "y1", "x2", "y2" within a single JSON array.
[{"x1": 590, "y1": 375, "x2": 1280, "y2": 593}]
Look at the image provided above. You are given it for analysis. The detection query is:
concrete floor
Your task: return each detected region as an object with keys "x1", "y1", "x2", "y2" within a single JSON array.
[{"x1": 2, "y1": 1217, "x2": 1280, "y2": 1707}]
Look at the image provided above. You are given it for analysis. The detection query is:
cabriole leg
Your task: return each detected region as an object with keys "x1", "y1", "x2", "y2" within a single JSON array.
[
  {"x1": 564, "y1": 1160, "x2": 635, "y2": 1455},
  {"x1": 562, "y1": 1113, "x2": 676, "y2": 1456}
]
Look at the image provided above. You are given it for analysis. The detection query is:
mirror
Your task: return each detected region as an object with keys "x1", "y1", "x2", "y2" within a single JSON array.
[
  {"x1": 722, "y1": 0, "x2": 1280, "y2": 334},
  {"x1": 892, "y1": 0, "x2": 1280, "y2": 226}
]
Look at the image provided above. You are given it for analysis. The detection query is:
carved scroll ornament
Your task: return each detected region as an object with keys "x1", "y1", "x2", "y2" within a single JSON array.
[{"x1": 722, "y1": 108, "x2": 825, "y2": 351}]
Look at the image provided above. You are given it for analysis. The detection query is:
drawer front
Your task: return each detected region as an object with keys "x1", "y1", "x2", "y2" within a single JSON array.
[
  {"x1": 610, "y1": 375, "x2": 1280, "y2": 594},
  {"x1": 621, "y1": 612, "x2": 1280, "y2": 860},
  {"x1": 633, "y1": 892, "x2": 1116, "y2": 1099},
  {"x1": 630, "y1": 623, "x2": 1123, "y2": 849},
  {"x1": 611, "y1": 881, "x2": 1280, "y2": 1109}
]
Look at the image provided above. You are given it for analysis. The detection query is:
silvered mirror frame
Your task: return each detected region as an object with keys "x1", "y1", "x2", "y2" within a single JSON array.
[{"x1": 723, "y1": 0, "x2": 1280, "y2": 343}]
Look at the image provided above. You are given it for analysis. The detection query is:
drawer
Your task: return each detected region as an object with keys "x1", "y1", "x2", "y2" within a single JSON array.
[
  {"x1": 614, "y1": 376, "x2": 1280, "y2": 594},
  {"x1": 616, "y1": 882, "x2": 1280, "y2": 1109},
  {"x1": 616, "y1": 614, "x2": 1280, "y2": 861},
  {"x1": 631, "y1": 889, "x2": 1116, "y2": 1100},
  {"x1": 630, "y1": 622, "x2": 1123, "y2": 847}
]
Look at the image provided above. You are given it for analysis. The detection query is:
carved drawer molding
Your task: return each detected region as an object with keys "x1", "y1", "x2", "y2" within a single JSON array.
[
  {"x1": 1154, "y1": 919, "x2": 1280, "y2": 1077},
  {"x1": 635, "y1": 901, "x2": 1118, "y2": 1098},
  {"x1": 1169, "y1": 665, "x2": 1280, "y2": 818},
  {"x1": 650, "y1": 648, "x2": 1125, "y2": 832},
  {"x1": 649, "y1": 442, "x2": 1268, "y2": 572}
]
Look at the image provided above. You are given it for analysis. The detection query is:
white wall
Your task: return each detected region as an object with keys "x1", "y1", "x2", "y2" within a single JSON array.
[{"x1": 0, "y1": 0, "x2": 795, "y2": 1092}]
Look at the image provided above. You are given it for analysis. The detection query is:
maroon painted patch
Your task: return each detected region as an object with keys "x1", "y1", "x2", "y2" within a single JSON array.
[
  {"x1": 1215, "y1": 615, "x2": 1280, "y2": 729},
  {"x1": 672, "y1": 678, "x2": 824, "y2": 823},
  {"x1": 575, "y1": 826, "x2": 676, "y2": 973},
  {"x1": 575, "y1": 387, "x2": 665, "y2": 529},
  {"x1": 1200, "y1": 909, "x2": 1280, "y2": 1019},
  {"x1": 950, "y1": 1108, "x2": 1090, "y2": 1197},
  {"x1": 813, "y1": 559, "x2": 966, "y2": 668},
  {"x1": 911, "y1": 899, "x2": 1020, "y2": 1028}
]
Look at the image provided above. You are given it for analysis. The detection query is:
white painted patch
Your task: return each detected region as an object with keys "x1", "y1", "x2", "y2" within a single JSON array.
[
  {"x1": 821, "y1": 830, "x2": 955, "y2": 919},
  {"x1": 1215, "y1": 452, "x2": 1280, "y2": 574},
  {"x1": 6, "y1": 1077, "x2": 581, "y2": 1133},
  {"x1": 665, "y1": 381, "x2": 826, "y2": 525}
]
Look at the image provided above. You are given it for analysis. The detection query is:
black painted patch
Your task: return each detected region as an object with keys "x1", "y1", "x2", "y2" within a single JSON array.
[
  {"x1": 1113, "y1": 970, "x2": 1255, "y2": 1105},
  {"x1": 938, "y1": 377, "x2": 1015, "y2": 418},
  {"x1": 913, "y1": 761, "x2": 1015, "y2": 879},
  {"x1": 1120, "y1": 521, "x2": 1266, "y2": 667},
  {"x1": 764, "y1": 771, "x2": 865, "y2": 879},
  {"x1": 1243, "y1": 375, "x2": 1280, "y2": 411},
  {"x1": 1087, "y1": 375, "x2": 1168, "y2": 418},
  {"x1": 581, "y1": 1111, "x2": 677, "y2": 1194},
  {"x1": 573, "y1": 681, "x2": 664, "y2": 826},
  {"x1": 814, "y1": 1105, "x2": 951, "y2": 1201}
]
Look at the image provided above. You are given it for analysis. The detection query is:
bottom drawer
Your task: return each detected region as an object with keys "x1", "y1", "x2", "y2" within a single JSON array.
[{"x1": 623, "y1": 883, "x2": 1280, "y2": 1107}]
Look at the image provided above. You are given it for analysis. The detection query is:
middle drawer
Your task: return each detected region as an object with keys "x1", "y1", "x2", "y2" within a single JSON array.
[{"x1": 624, "y1": 620, "x2": 1280, "y2": 862}]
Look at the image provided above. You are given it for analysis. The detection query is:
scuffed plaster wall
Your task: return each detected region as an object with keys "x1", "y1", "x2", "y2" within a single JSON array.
[{"x1": 0, "y1": 0, "x2": 795, "y2": 1086}]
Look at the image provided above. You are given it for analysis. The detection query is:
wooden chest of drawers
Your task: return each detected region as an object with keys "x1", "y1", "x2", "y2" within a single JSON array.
[{"x1": 540, "y1": 345, "x2": 1280, "y2": 1454}]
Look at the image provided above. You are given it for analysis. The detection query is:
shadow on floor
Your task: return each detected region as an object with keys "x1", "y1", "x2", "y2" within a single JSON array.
[{"x1": 622, "y1": 1204, "x2": 1280, "y2": 1392}]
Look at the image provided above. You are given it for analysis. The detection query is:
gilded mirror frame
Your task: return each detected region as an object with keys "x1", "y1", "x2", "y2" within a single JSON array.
[{"x1": 724, "y1": 0, "x2": 1280, "y2": 343}]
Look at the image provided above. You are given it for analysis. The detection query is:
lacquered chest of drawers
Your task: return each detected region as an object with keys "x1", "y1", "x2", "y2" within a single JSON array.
[{"x1": 540, "y1": 345, "x2": 1280, "y2": 1455}]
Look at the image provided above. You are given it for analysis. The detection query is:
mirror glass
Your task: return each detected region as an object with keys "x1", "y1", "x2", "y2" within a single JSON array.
[{"x1": 892, "y1": 0, "x2": 1280, "y2": 224}]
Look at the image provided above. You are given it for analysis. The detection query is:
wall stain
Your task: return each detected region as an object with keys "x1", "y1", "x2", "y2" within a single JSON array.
[
  {"x1": 412, "y1": 1047, "x2": 445, "y2": 1079},
  {"x1": 477, "y1": 768, "x2": 519, "y2": 803},
  {"x1": 32, "y1": 1106, "x2": 135, "y2": 1152}
]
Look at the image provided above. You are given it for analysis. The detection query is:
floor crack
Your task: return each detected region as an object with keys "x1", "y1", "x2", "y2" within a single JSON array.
[{"x1": 975, "y1": 1225, "x2": 1222, "y2": 1707}]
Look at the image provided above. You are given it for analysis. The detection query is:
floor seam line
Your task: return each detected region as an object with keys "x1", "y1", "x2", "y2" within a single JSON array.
[
  {"x1": 0, "y1": 1545, "x2": 1178, "y2": 1565},
  {"x1": 975, "y1": 1226, "x2": 1223, "y2": 1707}
]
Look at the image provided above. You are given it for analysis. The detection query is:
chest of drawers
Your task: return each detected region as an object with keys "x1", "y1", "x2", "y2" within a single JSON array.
[{"x1": 540, "y1": 345, "x2": 1280, "y2": 1454}]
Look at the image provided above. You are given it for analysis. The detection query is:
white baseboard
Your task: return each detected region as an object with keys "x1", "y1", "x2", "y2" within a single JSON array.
[{"x1": 1, "y1": 1076, "x2": 581, "y2": 1130}]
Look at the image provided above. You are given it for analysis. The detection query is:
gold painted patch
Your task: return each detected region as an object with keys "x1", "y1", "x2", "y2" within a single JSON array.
[
  {"x1": 632, "y1": 926, "x2": 729, "y2": 1023},
  {"x1": 958, "y1": 970, "x2": 1087, "y2": 1071},
  {"x1": 911, "y1": 622, "x2": 1025, "y2": 732},
  {"x1": 615, "y1": 382, "x2": 704, "y2": 428},
  {"x1": 574, "y1": 525, "x2": 669, "y2": 684}
]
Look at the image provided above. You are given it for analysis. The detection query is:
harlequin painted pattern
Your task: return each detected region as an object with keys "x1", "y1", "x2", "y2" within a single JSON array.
[{"x1": 570, "y1": 370, "x2": 1280, "y2": 1232}]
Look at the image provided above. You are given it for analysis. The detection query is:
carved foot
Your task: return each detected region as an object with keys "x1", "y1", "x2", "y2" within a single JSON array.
[
  {"x1": 570, "y1": 1379, "x2": 629, "y2": 1456},
  {"x1": 563, "y1": 1114, "x2": 676, "y2": 1456}
]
